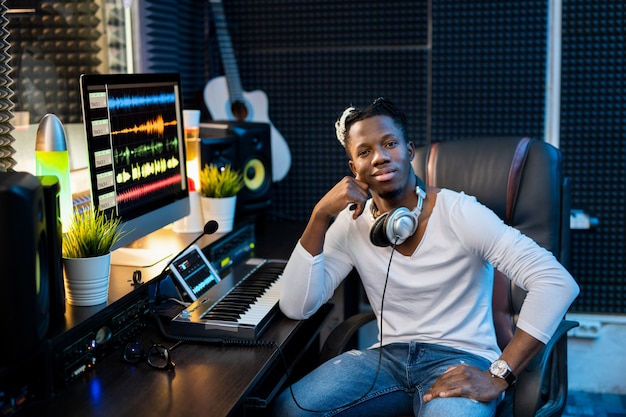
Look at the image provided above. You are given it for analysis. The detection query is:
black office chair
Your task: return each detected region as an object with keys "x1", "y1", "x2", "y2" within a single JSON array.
[{"x1": 319, "y1": 137, "x2": 579, "y2": 417}]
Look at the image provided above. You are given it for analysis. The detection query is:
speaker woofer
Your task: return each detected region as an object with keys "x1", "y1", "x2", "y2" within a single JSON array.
[{"x1": 243, "y1": 158, "x2": 268, "y2": 193}]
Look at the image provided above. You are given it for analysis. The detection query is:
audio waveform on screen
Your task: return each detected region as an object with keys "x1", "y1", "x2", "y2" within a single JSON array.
[
  {"x1": 108, "y1": 91, "x2": 176, "y2": 112},
  {"x1": 116, "y1": 173, "x2": 183, "y2": 204},
  {"x1": 114, "y1": 137, "x2": 179, "y2": 165},
  {"x1": 110, "y1": 114, "x2": 177, "y2": 137},
  {"x1": 116, "y1": 156, "x2": 181, "y2": 183}
]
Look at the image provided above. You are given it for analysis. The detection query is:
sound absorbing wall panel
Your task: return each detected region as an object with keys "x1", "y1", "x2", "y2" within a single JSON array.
[
  {"x1": 135, "y1": 0, "x2": 207, "y2": 110},
  {"x1": 214, "y1": 0, "x2": 429, "y2": 222},
  {"x1": 430, "y1": 1, "x2": 549, "y2": 141},
  {"x1": 7, "y1": 0, "x2": 102, "y2": 124},
  {"x1": 560, "y1": 1, "x2": 626, "y2": 313},
  {"x1": 430, "y1": 1, "x2": 626, "y2": 314}
]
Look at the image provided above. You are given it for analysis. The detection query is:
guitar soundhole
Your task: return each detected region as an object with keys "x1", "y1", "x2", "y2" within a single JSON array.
[{"x1": 231, "y1": 101, "x2": 249, "y2": 121}]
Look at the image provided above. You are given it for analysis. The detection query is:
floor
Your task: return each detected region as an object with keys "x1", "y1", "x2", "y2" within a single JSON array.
[{"x1": 563, "y1": 390, "x2": 626, "y2": 417}]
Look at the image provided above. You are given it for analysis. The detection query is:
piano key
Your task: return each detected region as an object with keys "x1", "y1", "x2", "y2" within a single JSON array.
[
  {"x1": 170, "y1": 259, "x2": 287, "y2": 340},
  {"x1": 238, "y1": 275, "x2": 283, "y2": 324}
]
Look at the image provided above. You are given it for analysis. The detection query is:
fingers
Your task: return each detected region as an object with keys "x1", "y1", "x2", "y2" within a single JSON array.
[
  {"x1": 323, "y1": 176, "x2": 368, "y2": 219},
  {"x1": 423, "y1": 365, "x2": 464, "y2": 402},
  {"x1": 350, "y1": 177, "x2": 369, "y2": 216},
  {"x1": 348, "y1": 198, "x2": 367, "y2": 219},
  {"x1": 423, "y1": 364, "x2": 503, "y2": 403}
]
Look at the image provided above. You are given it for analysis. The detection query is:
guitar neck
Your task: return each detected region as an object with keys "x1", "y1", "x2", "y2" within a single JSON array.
[{"x1": 209, "y1": 0, "x2": 245, "y2": 103}]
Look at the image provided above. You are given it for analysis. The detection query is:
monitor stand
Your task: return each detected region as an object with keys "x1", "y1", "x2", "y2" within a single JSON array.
[
  {"x1": 110, "y1": 229, "x2": 181, "y2": 268},
  {"x1": 110, "y1": 247, "x2": 174, "y2": 268}
]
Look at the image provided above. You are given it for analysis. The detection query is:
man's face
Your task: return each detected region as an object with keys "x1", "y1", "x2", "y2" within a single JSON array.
[{"x1": 346, "y1": 115, "x2": 414, "y2": 198}]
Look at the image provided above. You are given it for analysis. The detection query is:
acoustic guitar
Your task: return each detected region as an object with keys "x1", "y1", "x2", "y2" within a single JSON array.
[{"x1": 204, "y1": 0, "x2": 291, "y2": 182}]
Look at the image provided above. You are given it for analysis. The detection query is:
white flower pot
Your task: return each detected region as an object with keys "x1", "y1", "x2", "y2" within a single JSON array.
[
  {"x1": 62, "y1": 253, "x2": 111, "y2": 306},
  {"x1": 200, "y1": 195, "x2": 237, "y2": 233}
]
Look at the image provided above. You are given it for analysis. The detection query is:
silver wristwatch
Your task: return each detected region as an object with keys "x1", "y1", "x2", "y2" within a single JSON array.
[{"x1": 489, "y1": 359, "x2": 517, "y2": 387}]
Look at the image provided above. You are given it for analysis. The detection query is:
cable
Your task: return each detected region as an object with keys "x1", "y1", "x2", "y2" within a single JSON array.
[
  {"x1": 147, "y1": 236, "x2": 399, "y2": 413},
  {"x1": 164, "y1": 297, "x2": 191, "y2": 307},
  {"x1": 288, "y1": 239, "x2": 398, "y2": 413}
]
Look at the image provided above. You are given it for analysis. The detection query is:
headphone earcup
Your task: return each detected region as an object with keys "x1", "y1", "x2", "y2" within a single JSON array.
[
  {"x1": 370, "y1": 207, "x2": 419, "y2": 247},
  {"x1": 370, "y1": 212, "x2": 391, "y2": 247}
]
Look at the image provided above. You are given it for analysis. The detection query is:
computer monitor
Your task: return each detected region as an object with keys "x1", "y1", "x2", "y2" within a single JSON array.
[{"x1": 79, "y1": 73, "x2": 190, "y2": 267}]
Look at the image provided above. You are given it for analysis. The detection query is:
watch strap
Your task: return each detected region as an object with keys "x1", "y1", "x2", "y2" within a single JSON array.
[{"x1": 500, "y1": 369, "x2": 516, "y2": 386}]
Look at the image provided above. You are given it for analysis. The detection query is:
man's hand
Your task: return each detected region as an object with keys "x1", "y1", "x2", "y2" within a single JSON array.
[
  {"x1": 313, "y1": 176, "x2": 369, "y2": 221},
  {"x1": 300, "y1": 176, "x2": 369, "y2": 256},
  {"x1": 423, "y1": 364, "x2": 508, "y2": 403}
]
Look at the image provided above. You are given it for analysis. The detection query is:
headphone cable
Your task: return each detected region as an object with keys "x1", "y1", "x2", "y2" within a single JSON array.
[{"x1": 288, "y1": 239, "x2": 397, "y2": 413}]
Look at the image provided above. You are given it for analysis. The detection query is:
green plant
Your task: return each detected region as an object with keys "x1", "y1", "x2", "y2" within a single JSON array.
[
  {"x1": 62, "y1": 209, "x2": 125, "y2": 258},
  {"x1": 199, "y1": 163, "x2": 244, "y2": 198}
]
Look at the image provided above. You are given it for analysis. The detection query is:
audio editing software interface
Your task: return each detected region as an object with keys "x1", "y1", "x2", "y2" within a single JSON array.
[{"x1": 80, "y1": 74, "x2": 187, "y2": 221}]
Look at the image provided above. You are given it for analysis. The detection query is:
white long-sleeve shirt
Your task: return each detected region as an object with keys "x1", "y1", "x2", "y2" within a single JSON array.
[{"x1": 279, "y1": 189, "x2": 579, "y2": 362}]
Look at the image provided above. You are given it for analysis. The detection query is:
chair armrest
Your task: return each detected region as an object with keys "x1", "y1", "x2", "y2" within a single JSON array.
[
  {"x1": 526, "y1": 319, "x2": 578, "y2": 371},
  {"x1": 319, "y1": 311, "x2": 376, "y2": 364},
  {"x1": 514, "y1": 319, "x2": 579, "y2": 417}
]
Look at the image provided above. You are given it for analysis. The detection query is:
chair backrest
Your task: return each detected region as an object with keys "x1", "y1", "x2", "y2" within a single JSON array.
[{"x1": 412, "y1": 137, "x2": 570, "y2": 348}]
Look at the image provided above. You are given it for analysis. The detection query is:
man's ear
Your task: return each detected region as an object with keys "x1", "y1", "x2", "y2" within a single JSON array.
[
  {"x1": 348, "y1": 160, "x2": 359, "y2": 179},
  {"x1": 407, "y1": 141, "x2": 415, "y2": 161}
]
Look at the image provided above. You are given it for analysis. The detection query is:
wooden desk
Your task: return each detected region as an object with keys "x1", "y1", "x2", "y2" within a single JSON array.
[
  {"x1": 23, "y1": 305, "x2": 332, "y2": 417},
  {"x1": 58, "y1": 225, "x2": 227, "y2": 332},
  {"x1": 14, "y1": 221, "x2": 334, "y2": 417}
]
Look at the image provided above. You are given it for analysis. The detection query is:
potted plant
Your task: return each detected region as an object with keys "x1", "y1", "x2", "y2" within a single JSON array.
[
  {"x1": 199, "y1": 163, "x2": 244, "y2": 233},
  {"x1": 62, "y1": 209, "x2": 125, "y2": 306}
]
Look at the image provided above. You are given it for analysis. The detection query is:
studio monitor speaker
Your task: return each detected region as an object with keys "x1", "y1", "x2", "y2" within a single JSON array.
[
  {"x1": 38, "y1": 175, "x2": 65, "y2": 331},
  {"x1": 0, "y1": 171, "x2": 50, "y2": 366},
  {"x1": 200, "y1": 121, "x2": 273, "y2": 214}
]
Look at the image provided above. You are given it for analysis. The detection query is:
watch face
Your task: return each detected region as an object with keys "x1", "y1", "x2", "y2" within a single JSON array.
[{"x1": 490, "y1": 360, "x2": 508, "y2": 377}]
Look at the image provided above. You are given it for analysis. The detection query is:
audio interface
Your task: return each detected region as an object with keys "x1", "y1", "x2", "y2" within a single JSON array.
[
  {"x1": 204, "y1": 221, "x2": 256, "y2": 272},
  {"x1": 46, "y1": 285, "x2": 150, "y2": 392}
]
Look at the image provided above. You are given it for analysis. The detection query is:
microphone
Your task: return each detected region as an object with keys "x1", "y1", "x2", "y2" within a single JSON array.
[
  {"x1": 178, "y1": 220, "x2": 219, "y2": 259},
  {"x1": 160, "y1": 220, "x2": 219, "y2": 278}
]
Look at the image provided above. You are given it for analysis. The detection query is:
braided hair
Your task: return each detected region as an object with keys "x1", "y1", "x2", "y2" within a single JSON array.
[{"x1": 334, "y1": 97, "x2": 409, "y2": 149}]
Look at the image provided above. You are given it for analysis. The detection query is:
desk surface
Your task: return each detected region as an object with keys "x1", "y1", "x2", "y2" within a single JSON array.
[
  {"x1": 18, "y1": 220, "x2": 323, "y2": 417},
  {"x1": 60, "y1": 219, "x2": 305, "y2": 332},
  {"x1": 26, "y1": 305, "x2": 332, "y2": 417},
  {"x1": 61, "y1": 225, "x2": 226, "y2": 331}
]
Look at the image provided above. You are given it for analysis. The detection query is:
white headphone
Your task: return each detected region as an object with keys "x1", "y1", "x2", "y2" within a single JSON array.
[{"x1": 369, "y1": 177, "x2": 427, "y2": 247}]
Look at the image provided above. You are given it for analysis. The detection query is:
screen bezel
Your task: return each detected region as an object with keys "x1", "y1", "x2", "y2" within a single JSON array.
[
  {"x1": 170, "y1": 244, "x2": 221, "y2": 301},
  {"x1": 79, "y1": 72, "x2": 190, "y2": 262}
]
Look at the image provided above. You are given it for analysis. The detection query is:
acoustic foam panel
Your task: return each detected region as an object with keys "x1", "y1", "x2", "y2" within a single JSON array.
[
  {"x1": 430, "y1": 1, "x2": 549, "y2": 141},
  {"x1": 560, "y1": 1, "x2": 626, "y2": 313},
  {"x1": 216, "y1": 0, "x2": 429, "y2": 222}
]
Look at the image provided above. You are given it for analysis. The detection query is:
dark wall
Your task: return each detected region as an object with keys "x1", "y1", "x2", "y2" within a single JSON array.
[
  {"x1": 560, "y1": 1, "x2": 625, "y2": 313},
  {"x1": 430, "y1": 1, "x2": 549, "y2": 141},
  {"x1": 14, "y1": 1, "x2": 621, "y2": 314},
  {"x1": 198, "y1": 1, "x2": 625, "y2": 314},
  {"x1": 216, "y1": 0, "x2": 429, "y2": 222},
  {"x1": 426, "y1": 1, "x2": 626, "y2": 314}
]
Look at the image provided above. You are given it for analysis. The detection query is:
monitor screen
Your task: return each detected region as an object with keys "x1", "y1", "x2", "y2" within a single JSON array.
[{"x1": 79, "y1": 73, "x2": 190, "y2": 267}]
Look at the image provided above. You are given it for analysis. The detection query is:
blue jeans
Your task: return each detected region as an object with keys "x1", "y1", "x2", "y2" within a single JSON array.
[{"x1": 273, "y1": 342, "x2": 497, "y2": 417}]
